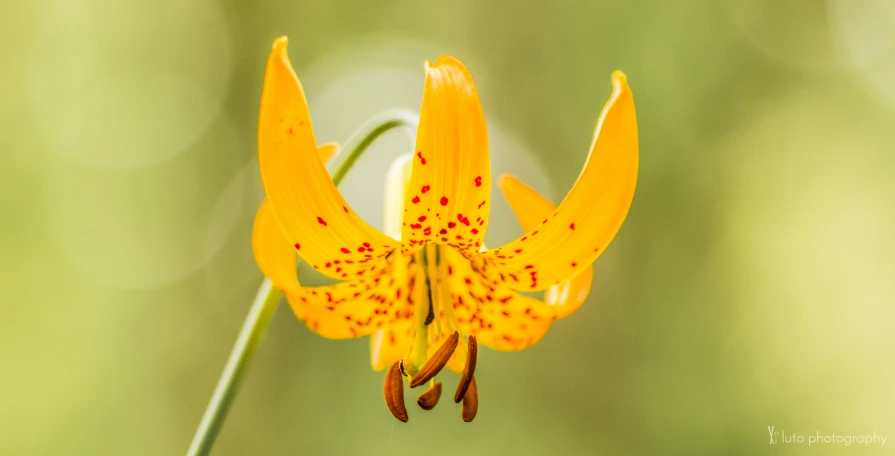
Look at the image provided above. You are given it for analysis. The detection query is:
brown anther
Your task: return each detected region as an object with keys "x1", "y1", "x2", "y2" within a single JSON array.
[
  {"x1": 454, "y1": 335, "x2": 477, "y2": 402},
  {"x1": 416, "y1": 382, "x2": 443, "y2": 410},
  {"x1": 383, "y1": 361, "x2": 408, "y2": 422},
  {"x1": 409, "y1": 331, "x2": 459, "y2": 388},
  {"x1": 461, "y1": 376, "x2": 478, "y2": 422}
]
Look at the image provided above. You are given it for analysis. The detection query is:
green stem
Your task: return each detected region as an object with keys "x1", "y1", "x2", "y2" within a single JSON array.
[{"x1": 187, "y1": 109, "x2": 419, "y2": 456}]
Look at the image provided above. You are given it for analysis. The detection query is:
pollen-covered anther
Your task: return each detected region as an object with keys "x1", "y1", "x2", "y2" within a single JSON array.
[
  {"x1": 461, "y1": 376, "x2": 478, "y2": 422},
  {"x1": 454, "y1": 335, "x2": 477, "y2": 402},
  {"x1": 384, "y1": 361, "x2": 408, "y2": 422},
  {"x1": 417, "y1": 382, "x2": 443, "y2": 410},
  {"x1": 408, "y1": 331, "x2": 459, "y2": 388}
]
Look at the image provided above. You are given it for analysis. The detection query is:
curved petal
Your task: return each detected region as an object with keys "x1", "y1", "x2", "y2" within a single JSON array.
[
  {"x1": 252, "y1": 144, "x2": 340, "y2": 295},
  {"x1": 252, "y1": 199, "x2": 300, "y2": 295},
  {"x1": 258, "y1": 36, "x2": 398, "y2": 281},
  {"x1": 499, "y1": 174, "x2": 593, "y2": 319},
  {"x1": 477, "y1": 71, "x2": 637, "y2": 291},
  {"x1": 401, "y1": 56, "x2": 491, "y2": 255},
  {"x1": 443, "y1": 248, "x2": 554, "y2": 351},
  {"x1": 286, "y1": 253, "x2": 417, "y2": 339}
]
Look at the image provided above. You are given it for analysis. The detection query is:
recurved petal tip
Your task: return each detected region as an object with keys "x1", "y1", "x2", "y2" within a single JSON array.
[
  {"x1": 496, "y1": 174, "x2": 518, "y2": 192},
  {"x1": 272, "y1": 35, "x2": 288, "y2": 51},
  {"x1": 611, "y1": 70, "x2": 629, "y2": 92}
]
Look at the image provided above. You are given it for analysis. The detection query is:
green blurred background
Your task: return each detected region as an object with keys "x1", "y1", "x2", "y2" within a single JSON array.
[{"x1": 3, "y1": 0, "x2": 894, "y2": 454}]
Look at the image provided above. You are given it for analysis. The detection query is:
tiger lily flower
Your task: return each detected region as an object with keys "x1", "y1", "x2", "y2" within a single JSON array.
[{"x1": 252, "y1": 37, "x2": 638, "y2": 422}]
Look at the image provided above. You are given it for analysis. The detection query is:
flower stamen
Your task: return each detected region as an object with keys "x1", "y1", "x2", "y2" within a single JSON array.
[
  {"x1": 409, "y1": 331, "x2": 459, "y2": 388},
  {"x1": 461, "y1": 376, "x2": 478, "y2": 422},
  {"x1": 416, "y1": 381, "x2": 443, "y2": 410},
  {"x1": 454, "y1": 335, "x2": 478, "y2": 402},
  {"x1": 384, "y1": 361, "x2": 408, "y2": 422}
]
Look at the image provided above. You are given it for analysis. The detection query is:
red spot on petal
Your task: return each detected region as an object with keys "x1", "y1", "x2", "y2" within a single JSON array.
[
  {"x1": 340, "y1": 247, "x2": 351, "y2": 254},
  {"x1": 438, "y1": 228, "x2": 446, "y2": 235},
  {"x1": 477, "y1": 200, "x2": 486, "y2": 209},
  {"x1": 336, "y1": 267, "x2": 342, "y2": 272},
  {"x1": 412, "y1": 196, "x2": 420, "y2": 204},
  {"x1": 471, "y1": 228, "x2": 479, "y2": 235},
  {"x1": 410, "y1": 223, "x2": 422, "y2": 229},
  {"x1": 423, "y1": 227, "x2": 432, "y2": 236},
  {"x1": 440, "y1": 196, "x2": 449, "y2": 206},
  {"x1": 325, "y1": 262, "x2": 331, "y2": 268},
  {"x1": 421, "y1": 185, "x2": 430, "y2": 194},
  {"x1": 363, "y1": 242, "x2": 371, "y2": 247},
  {"x1": 571, "y1": 262, "x2": 577, "y2": 267},
  {"x1": 524, "y1": 265, "x2": 534, "y2": 270},
  {"x1": 500, "y1": 296, "x2": 512, "y2": 304},
  {"x1": 334, "y1": 260, "x2": 340, "y2": 265},
  {"x1": 514, "y1": 249, "x2": 522, "y2": 253},
  {"x1": 358, "y1": 247, "x2": 366, "y2": 252},
  {"x1": 457, "y1": 214, "x2": 470, "y2": 226},
  {"x1": 474, "y1": 176, "x2": 482, "y2": 187},
  {"x1": 294, "y1": 243, "x2": 301, "y2": 250},
  {"x1": 570, "y1": 223, "x2": 575, "y2": 230},
  {"x1": 317, "y1": 217, "x2": 328, "y2": 226},
  {"x1": 418, "y1": 216, "x2": 427, "y2": 222},
  {"x1": 456, "y1": 235, "x2": 463, "y2": 240},
  {"x1": 448, "y1": 222, "x2": 456, "y2": 229},
  {"x1": 417, "y1": 151, "x2": 427, "y2": 165}
]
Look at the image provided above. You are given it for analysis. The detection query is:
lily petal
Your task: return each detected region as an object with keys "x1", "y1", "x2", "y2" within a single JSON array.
[
  {"x1": 499, "y1": 174, "x2": 593, "y2": 319},
  {"x1": 443, "y1": 248, "x2": 553, "y2": 351},
  {"x1": 402, "y1": 56, "x2": 490, "y2": 254},
  {"x1": 252, "y1": 144, "x2": 341, "y2": 296},
  {"x1": 252, "y1": 199, "x2": 300, "y2": 296},
  {"x1": 287, "y1": 254, "x2": 416, "y2": 339},
  {"x1": 478, "y1": 72, "x2": 637, "y2": 291},
  {"x1": 258, "y1": 36, "x2": 398, "y2": 281},
  {"x1": 370, "y1": 320, "x2": 414, "y2": 371}
]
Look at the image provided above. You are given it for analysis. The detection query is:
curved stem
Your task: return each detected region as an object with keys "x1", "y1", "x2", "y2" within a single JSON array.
[{"x1": 187, "y1": 109, "x2": 419, "y2": 456}]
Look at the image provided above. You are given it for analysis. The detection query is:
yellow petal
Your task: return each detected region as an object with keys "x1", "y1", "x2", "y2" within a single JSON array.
[
  {"x1": 443, "y1": 248, "x2": 554, "y2": 351},
  {"x1": 478, "y1": 71, "x2": 637, "y2": 291},
  {"x1": 252, "y1": 199, "x2": 300, "y2": 295},
  {"x1": 258, "y1": 36, "x2": 398, "y2": 281},
  {"x1": 401, "y1": 56, "x2": 490, "y2": 254},
  {"x1": 252, "y1": 144, "x2": 340, "y2": 295},
  {"x1": 316, "y1": 142, "x2": 340, "y2": 163},
  {"x1": 369, "y1": 320, "x2": 414, "y2": 371},
  {"x1": 498, "y1": 174, "x2": 593, "y2": 319},
  {"x1": 287, "y1": 254, "x2": 416, "y2": 339},
  {"x1": 383, "y1": 154, "x2": 413, "y2": 241}
]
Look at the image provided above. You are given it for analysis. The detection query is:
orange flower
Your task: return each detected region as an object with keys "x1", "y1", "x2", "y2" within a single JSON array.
[{"x1": 252, "y1": 37, "x2": 638, "y2": 422}]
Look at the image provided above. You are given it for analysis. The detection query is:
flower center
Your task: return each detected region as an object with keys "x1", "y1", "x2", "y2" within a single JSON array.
[{"x1": 382, "y1": 243, "x2": 479, "y2": 422}]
